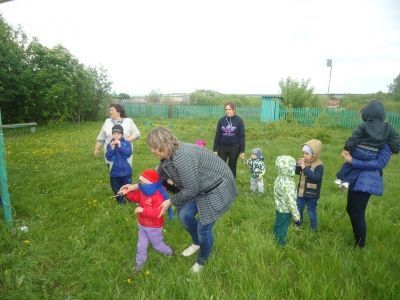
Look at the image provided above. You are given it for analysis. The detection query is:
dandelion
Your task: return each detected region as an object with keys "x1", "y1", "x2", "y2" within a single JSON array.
[
  {"x1": 23, "y1": 240, "x2": 30, "y2": 245},
  {"x1": 145, "y1": 270, "x2": 151, "y2": 276},
  {"x1": 127, "y1": 278, "x2": 133, "y2": 284}
]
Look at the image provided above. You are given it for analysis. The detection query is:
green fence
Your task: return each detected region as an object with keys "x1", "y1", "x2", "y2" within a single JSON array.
[
  {"x1": 279, "y1": 108, "x2": 400, "y2": 129},
  {"x1": 124, "y1": 103, "x2": 261, "y2": 121},
  {"x1": 123, "y1": 103, "x2": 400, "y2": 129}
]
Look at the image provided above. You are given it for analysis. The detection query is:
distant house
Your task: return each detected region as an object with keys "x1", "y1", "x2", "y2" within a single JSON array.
[
  {"x1": 118, "y1": 97, "x2": 146, "y2": 105},
  {"x1": 118, "y1": 94, "x2": 190, "y2": 104},
  {"x1": 161, "y1": 94, "x2": 190, "y2": 103},
  {"x1": 326, "y1": 99, "x2": 341, "y2": 108}
]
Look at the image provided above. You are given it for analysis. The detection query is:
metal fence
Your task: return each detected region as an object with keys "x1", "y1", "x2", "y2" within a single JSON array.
[
  {"x1": 123, "y1": 103, "x2": 400, "y2": 129},
  {"x1": 123, "y1": 103, "x2": 261, "y2": 121},
  {"x1": 279, "y1": 108, "x2": 400, "y2": 129}
]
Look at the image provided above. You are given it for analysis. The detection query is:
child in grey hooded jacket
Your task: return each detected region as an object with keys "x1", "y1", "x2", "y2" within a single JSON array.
[{"x1": 273, "y1": 155, "x2": 300, "y2": 246}]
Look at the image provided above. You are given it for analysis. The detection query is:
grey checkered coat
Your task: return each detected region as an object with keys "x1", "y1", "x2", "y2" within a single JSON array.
[{"x1": 158, "y1": 143, "x2": 238, "y2": 225}]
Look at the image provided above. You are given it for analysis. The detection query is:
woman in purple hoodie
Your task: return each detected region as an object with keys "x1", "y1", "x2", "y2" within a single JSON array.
[{"x1": 213, "y1": 102, "x2": 246, "y2": 178}]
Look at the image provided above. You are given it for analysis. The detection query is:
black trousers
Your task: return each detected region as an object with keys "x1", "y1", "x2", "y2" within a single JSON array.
[
  {"x1": 217, "y1": 144, "x2": 240, "y2": 178},
  {"x1": 346, "y1": 190, "x2": 371, "y2": 248}
]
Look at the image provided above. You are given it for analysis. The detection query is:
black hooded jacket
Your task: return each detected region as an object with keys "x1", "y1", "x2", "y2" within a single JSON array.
[{"x1": 344, "y1": 100, "x2": 400, "y2": 154}]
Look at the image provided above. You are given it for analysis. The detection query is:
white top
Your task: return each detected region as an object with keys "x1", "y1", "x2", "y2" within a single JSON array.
[{"x1": 96, "y1": 117, "x2": 141, "y2": 164}]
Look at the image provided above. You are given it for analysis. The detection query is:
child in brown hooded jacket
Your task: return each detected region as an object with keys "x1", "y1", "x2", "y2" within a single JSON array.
[{"x1": 295, "y1": 139, "x2": 324, "y2": 231}]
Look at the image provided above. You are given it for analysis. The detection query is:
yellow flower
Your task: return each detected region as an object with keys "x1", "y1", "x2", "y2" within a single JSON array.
[
  {"x1": 145, "y1": 270, "x2": 151, "y2": 275},
  {"x1": 127, "y1": 278, "x2": 133, "y2": 284},
  {"x1": 23, "y1": 240, "x2": 30, "y2": 245}
]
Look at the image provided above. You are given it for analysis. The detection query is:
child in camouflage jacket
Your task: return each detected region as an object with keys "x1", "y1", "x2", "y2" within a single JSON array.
[
  {"x1": 242, "y1": 148, "x2": 266, "y2": 193},
  {"x1": 273, "y1": 155, "x2": 300, "y2": 246}
]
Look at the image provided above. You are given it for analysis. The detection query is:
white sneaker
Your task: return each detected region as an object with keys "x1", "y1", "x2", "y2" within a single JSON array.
[
  {"x1": 341, "y1": 182, "x2": 349, "y2": 189},
  {"x1": 182, "y1": 244, "x2": 200, "y2": 257},
  {"x1": 191, "y1": 262, "x2": 204, "y2": 273},
  {"x1": 334, "y1": 179, "x2": 342, "y2": 187}
]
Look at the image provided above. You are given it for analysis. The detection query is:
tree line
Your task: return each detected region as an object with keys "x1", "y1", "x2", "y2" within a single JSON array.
[
  {"x1": 0, "y1": 15, "x2": 112, "y2": 124},
  {"x1": 2, "y1": 13, "x2": 399, "y2": 125}
]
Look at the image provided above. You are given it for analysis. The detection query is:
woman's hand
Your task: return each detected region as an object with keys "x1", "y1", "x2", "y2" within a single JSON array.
[
  {"x1": 119, "y1": 183, "x2": 138, "y2": 195},
  {"x1": 158, "y1": 199, "x2": 172, "y2": 218},
  {"x1": 94, "y1": 142, "x2": 102, "y2": 158},
  {"x1": 341, "y1": 150, "x2": 353, "y2": 163}
]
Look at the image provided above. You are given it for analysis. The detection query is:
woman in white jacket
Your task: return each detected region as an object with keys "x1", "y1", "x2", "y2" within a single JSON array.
[
  {"x1": 94, "y1": 103, "x2": 140, "y2": 165},
  {"x1": 94, "y1": 104, "x2": 140, "y2": 203}
]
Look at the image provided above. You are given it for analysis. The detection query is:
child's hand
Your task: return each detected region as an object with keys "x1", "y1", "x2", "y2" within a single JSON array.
[
  {"x1": 341, "y1": 150, "x2": 352, "y2": 163},
  {"x1": 297, "y1": 158, "x2": 306, "y2": 169},
  {"x1": 114, "y1": 139, "x2": 121, "y2": 147},
  {"x1": 135, "y1": 207, "x2": 144, "y2": 214},
  {"x1": 119, "y1": 183, "x2": 138, "y2": 195},
  {"x1": 166, "y1": 179, "x2": 174, "y2": 185},
  {"x1": 239, "y1": 153, "x2": 245, "y2": 160}
]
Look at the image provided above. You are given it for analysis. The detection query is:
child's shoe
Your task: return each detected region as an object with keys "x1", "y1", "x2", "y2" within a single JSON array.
[
  {"x1": 341, "y1": 181, "x2": 350, "y2": 189},
  {"x1": 182, "y1": 244, "x2": 200, "y2": 257},
  {"x1": 191, "y1": 262, "x2": 204, "y2": 273},
  {"x1": 334, "y1": 178, "x2": 342, "y2": 187}
]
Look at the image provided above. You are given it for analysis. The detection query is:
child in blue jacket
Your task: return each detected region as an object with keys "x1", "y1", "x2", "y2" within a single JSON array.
[{"x1": 105, "y1": 124, "x2": 133, "y2": 204}]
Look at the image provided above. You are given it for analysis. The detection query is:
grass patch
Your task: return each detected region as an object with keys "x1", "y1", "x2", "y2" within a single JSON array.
[{"x1": 1, "y1": 118, "x2": 400, "y2": 299}]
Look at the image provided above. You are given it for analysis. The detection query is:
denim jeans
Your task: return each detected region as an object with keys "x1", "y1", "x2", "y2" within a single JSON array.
[
  {"x1": 337, "y1": 146, "x2": 378, "y2": 184},
  {"x1": 177, "y1": 200, "x2": 215, "y2": 265},
  {"x1": 296, "y1": 196, "x2": 318, "y2": 231},
  {"x1": 110, "y1": 175, "x2": 132, "y2": 204}
]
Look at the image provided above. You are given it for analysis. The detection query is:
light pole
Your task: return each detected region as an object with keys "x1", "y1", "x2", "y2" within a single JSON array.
[{"x1": 326, "y1": 59, "x2": 333, "y2": 97}]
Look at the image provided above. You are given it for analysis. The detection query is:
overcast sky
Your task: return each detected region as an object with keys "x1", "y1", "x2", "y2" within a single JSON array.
[{"x1": 1, "y1": 0, "x2": 399, "y2": 95}]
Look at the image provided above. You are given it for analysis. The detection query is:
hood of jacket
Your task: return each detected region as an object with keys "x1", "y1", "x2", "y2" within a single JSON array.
[
  {"x1": 251, "y1": 147, "x2": 264, "y2": 160},
  {"x1": 275, "y1": 155, "x2": 296, "y2": 177},
  {"x1": 361, "y1": 100, "x2": 386, "y2": 122},
  {"x1": 303, "y1": 139, "x2": 323, "y2": 168}
]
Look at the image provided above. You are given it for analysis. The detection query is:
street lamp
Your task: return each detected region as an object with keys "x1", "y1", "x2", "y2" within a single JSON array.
[{"x1": 326, "y1": 59, "x2": 333, "y2": 97}]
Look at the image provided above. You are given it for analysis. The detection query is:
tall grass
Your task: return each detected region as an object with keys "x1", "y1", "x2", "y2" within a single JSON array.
[{"x1": 1, "y1": 118, "x2": 399, "y2": 299}]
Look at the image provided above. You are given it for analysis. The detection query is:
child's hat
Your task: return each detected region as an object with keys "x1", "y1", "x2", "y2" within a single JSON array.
[
  {"x1": 112, "y1": 124, "x2": 124, "y2": 135},
  {"x1": 195, "y1": 139, "x2": 206, "y2": 147},
  {"x1": 251, "y1": 148, "x2": 264, "y2": 160},
  {"x1": 139, "y1": 169, "x2": 160, "y2": 184},
  {"x1": 302, "y1": 144, "x2": 313, "y2": 155}
]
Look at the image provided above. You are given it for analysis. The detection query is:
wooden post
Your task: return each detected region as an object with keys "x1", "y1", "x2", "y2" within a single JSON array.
[{"x1": 0, "y1": 109, "x2": 13, "y2": 227}]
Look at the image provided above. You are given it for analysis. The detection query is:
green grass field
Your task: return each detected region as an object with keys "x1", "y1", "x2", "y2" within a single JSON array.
[{"x1": 1, "y1": 118, "x2": 400, "y2": 299}]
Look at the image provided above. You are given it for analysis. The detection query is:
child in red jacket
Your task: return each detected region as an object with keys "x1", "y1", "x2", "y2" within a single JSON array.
[{"x1": 125, "y1": 169, "x2": 173, "y2": 272}]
